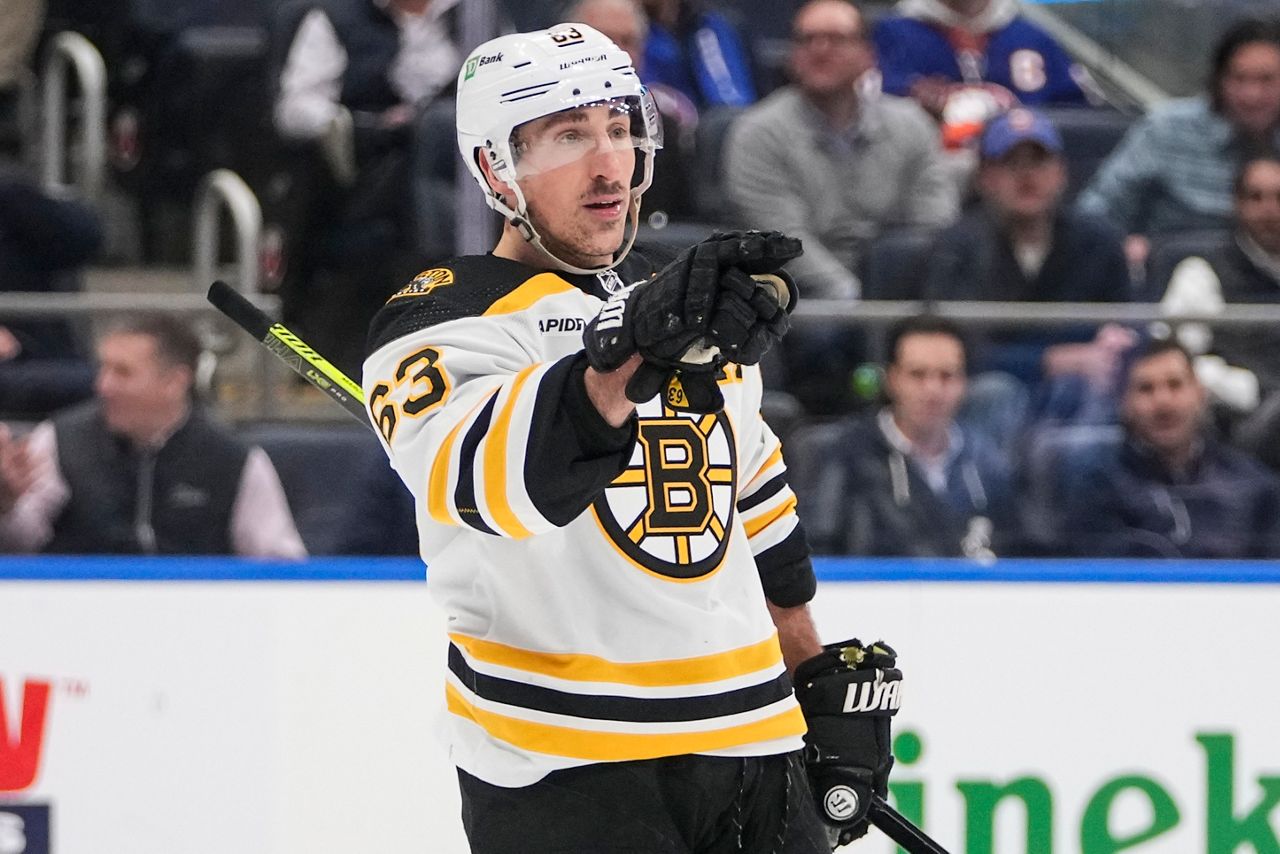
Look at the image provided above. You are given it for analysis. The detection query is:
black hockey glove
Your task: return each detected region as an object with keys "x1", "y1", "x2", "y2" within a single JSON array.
[
  {"x1": 706, "y1": 267, "x2": 795, "y2": 366},
  {"x1": 582, "y1": 231, "x2": 801, "y2": 406},
  {"x1": 793, "y1": 639, "x2": 901, "y2": 848}
]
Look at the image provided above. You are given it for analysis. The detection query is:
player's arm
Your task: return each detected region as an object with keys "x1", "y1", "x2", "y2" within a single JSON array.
[
  {"x1": 742, "y1": 418, "x2": 822, "y2": 674},
  {"x1": 736, "y1": 393, "x2": 817, "y2": 610},
  {"x1": 583, "y1": 354, "x2": 643, "y2": 427},
  {"x1": 364, "y1": 313, "x2": 642, "y2": 539},
  {"x1": 768, "y1": 600, "x2": 822, "y2": 676}
]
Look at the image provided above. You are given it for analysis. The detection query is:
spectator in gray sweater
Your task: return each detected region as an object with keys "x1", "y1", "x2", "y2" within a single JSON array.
[{"x1": 724, "y1": 0, "x2": 958, "y2": 301}]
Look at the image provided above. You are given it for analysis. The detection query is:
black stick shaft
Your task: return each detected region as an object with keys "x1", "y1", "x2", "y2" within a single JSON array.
[{"x1": 868, "y1": 796, "x2": 952, "y2": 854}]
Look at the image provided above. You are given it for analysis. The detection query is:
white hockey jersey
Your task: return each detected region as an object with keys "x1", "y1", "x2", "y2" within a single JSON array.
[{"x1": 363, "y1": 252, "x2": 816, "y2": 787}]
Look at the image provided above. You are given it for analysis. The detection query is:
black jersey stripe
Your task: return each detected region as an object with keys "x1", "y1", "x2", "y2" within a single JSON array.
[
  {"x1": 737, "y1": 473, "x2": 788, "y2": 512},
  {"x1": 454, "y1": 395, "x2": 500, "y2": 535},
  {"x1": 448, "y1": 644, "x2": 794, "y2": 724}
]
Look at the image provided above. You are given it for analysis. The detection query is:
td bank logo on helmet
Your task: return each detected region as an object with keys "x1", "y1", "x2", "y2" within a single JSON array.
[
  {"x1": 464, "y1": 52, "x2": 504, "y2": 80},
  {"x1": 0, "y1": 676, "x2": 52, "y2": 792}
]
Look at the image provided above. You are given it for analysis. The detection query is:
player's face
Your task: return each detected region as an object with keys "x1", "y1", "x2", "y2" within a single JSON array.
[
  {"x1": 1219, "y1": 42, "x2": 1280, "y2": 137},
  {"x1": 885, "y1": 333, "x2": 967, "y2": 440},
  {"x1": 979, "y1": 142, "x2": 1066, "y2": 222},
  {"x1": 95, "y1": 333, "x2": 190, "y2": 442},
  {"x1": 513, "y1": 104, "x2": 638, "y2": 268},
  {"x1": 1121, "y1": 350, "x2": 1207, "y2": 458},
  {"x1": 789, "y1": 1, "x2": 873, "y2": 100},
  {"x1": 1236, "y1": 159, "x2": 1280, "y2": 255}
]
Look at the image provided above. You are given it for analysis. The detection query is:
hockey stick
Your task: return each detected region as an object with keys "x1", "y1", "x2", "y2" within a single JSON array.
[
  {"x1": 206, "y1": 280, "x2": 371, "y2": 428},
  {"x1": 869, "y1": 796, "x2": 952, "y2": 854}
]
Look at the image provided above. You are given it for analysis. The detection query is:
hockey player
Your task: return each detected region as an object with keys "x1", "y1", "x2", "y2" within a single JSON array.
[{"x1": 363, "y1": 23, "x2": 899, "y2": 852}]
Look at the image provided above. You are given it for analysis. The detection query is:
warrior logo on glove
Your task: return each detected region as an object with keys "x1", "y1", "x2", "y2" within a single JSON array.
[{"x1": 795, "y1": 639, "x2": 903, "y2": 848}]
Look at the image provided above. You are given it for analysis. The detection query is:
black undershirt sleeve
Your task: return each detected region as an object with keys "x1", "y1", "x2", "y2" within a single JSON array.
[
  {"x1": 755, "y1": 524, "x2": 817, "y2": 608},
  {"x1": 523, "y1": 352, "x2": 637, "y2": 527}
]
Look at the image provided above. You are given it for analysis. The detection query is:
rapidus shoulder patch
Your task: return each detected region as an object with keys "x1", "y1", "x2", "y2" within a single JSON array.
[{"x1": 389, "y1": 267, "x2": 456, "y2": 301}]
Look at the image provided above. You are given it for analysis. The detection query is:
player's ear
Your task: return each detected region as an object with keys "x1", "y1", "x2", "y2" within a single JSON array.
[{"x1": 478, "y1": 151, "x2": 516, "y2": 203}]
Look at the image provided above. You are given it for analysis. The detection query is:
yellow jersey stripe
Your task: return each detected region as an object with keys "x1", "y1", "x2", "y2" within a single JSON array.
[
  {"x1": 483, "y1": 365, "x2": 539, "y2": 539},
  {"x1": 450, "y1": 632, "x2": 785, "y2": 687},
  {"x1": 743, "y1": 494, "x2": 797, "y2": 539},
  {"x1": 743, "y1": 445, "x2": 784, "y2": 493},
  {"x1": 427, "y1": 392, "x2": 495, "y2": 526},
  {"x1": 446, "y1": 684, "x2": 807, "y2": 762},
  {"x1": 482, "y1": 273, "x2": 575, "y2": 317}
]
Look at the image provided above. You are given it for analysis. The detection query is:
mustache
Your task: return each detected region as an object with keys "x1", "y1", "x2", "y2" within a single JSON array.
[{"x1": 582, "y1": 178, "x2": 627, "y2": 199}]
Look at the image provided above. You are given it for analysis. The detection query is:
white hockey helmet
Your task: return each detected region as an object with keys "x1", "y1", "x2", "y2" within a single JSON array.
[{"x1": 455, "y1": 23, "x2": 663, "y2": 273}]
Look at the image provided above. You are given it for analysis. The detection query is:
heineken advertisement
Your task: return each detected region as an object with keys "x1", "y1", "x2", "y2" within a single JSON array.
[
  {"x1": 808, "y1": 579, "x2": 1280, "y2": 853},
  {"x1": 1, "y1": 558, "x2": 1276, "y2": 853}
]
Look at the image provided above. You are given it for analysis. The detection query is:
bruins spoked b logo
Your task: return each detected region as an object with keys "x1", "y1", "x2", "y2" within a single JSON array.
[{"x1": 593, "y1": 407, "x2": 737, "y2": 579}]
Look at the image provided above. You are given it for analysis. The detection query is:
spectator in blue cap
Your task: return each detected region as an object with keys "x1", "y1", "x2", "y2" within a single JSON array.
[{"x1": 923, "y1": 107, "x2": 1135, "y2": 430}]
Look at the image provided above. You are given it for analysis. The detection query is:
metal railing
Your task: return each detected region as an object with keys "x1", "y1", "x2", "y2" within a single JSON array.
[
  {"x1": 6, "y1": 294, "x2": 1277, "y2": 326},
  {"x1": 40, "y1": 31, "x2": 107, "y2": 200},
  {"x1": 1020, "y1": 4, "x2": 1167, "y2": 111},
  {"x1": 1, "y1": 292, "x2": 1274, "y2": 422},
  {"x1": 2, "y1": 292, "x2": 1277, "y2": 326},
  {"x1": 789, "y1": 300, "x2": 1280, "y2": 327},
  {"x1": 192, "y1": 168, "x2": 263, "y2": 295},
  {"x1": 0, "y1": 292, "x2": 278, "y2": 318}
]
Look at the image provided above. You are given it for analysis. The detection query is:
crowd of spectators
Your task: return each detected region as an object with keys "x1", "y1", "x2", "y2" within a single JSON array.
[{"x1": 2, "y1": 0, "x2": 1280, "y2": 560}]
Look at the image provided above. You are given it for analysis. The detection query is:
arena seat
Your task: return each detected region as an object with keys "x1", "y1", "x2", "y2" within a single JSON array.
[
  {"x1": 860, "y1": 228, "x2": 935, "y2": 300},
  {"x1": 1019, "y1": 423, "x2": 1123, "y2": 552},
  {"x1": 44, "y1": 0, "x2": 277, "y2": 261},
  {"x1": 1038, "y1": 106, "x2": 1136, "y2": 203},
  {"x1": 238, "y1": 421, "x2": 387, "y2": 555},
  {"x1": 778, "y1": 419, "x2": 846, "y2": 512},
  {"x1": 691, "y1": 105, "x2": 746, "y2": 223},
  {"x1": 1140, "y1": 229, "x2": 1231, "y2": 302}
]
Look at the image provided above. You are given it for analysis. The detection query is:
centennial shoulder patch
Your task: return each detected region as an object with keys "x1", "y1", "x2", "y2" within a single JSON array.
[{"x1": 389, "y1": 267, "x2": 455, "y2": 301}]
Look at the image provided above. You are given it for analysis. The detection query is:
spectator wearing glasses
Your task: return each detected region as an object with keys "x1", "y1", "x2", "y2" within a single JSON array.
[
  {"x1": 1079, "y1": 18, "x2": 1280, "y2": 268},
  {"x1": 1060, "y1": 337, "x2": 1280, "y2": 558}
]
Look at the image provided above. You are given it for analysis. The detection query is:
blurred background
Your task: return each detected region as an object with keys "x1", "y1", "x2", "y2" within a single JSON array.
[{"x1": 2, "y1": 1, "x2": 1280, "y2": 852}]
